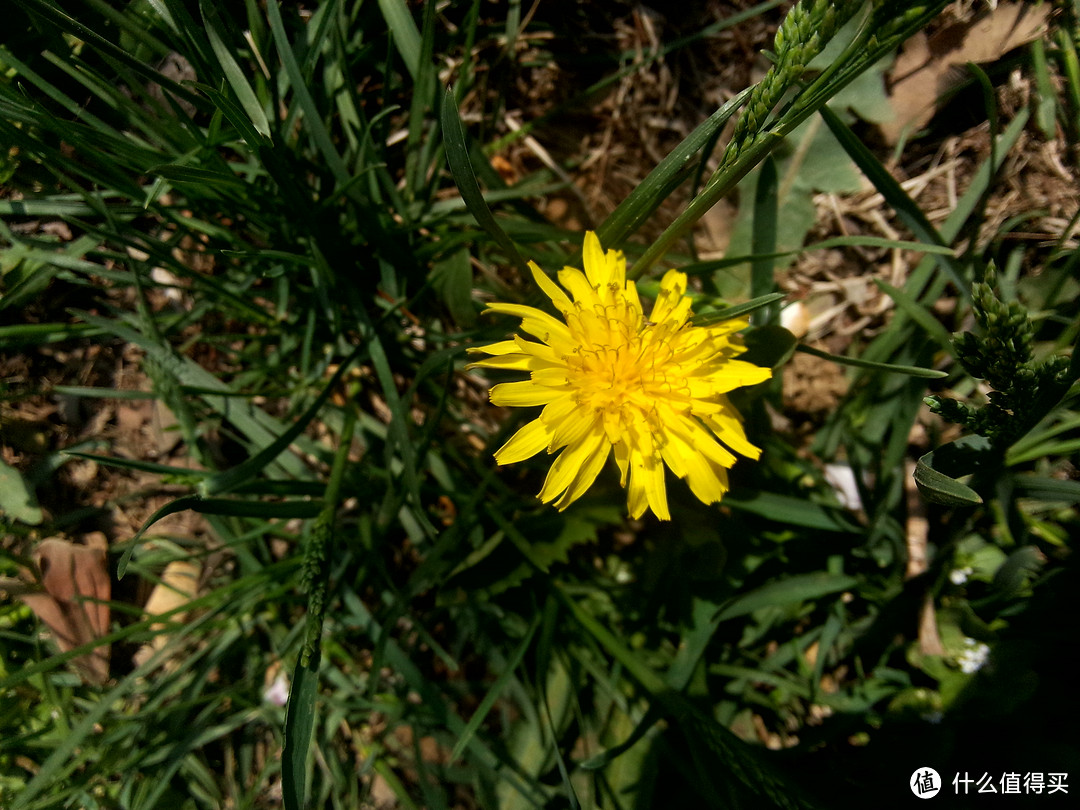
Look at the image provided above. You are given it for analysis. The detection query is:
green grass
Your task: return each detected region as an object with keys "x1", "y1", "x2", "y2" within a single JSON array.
[{"x1": 2, "y1": 1, "x2": 1079, "y2": 808}]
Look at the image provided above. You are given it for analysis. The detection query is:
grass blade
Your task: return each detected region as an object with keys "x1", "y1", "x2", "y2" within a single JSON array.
[
  {"x1": 596, "y1": 88, "x2": 751, "y2": 249},
  {"x1": 441, "y1": 85, "x2": 528, "y2": 275},
  {"x1": 377, "y1": 0, "x2": 421, "y2": 80},
  {"x1": 750, "y1": 154, "x2": 779, "y2": 324},
  {"x1": 450, "y1": 621, "x2": 538, "y2": 762},
  {"x1": 796, "y1": 343, "x2": 947, "y2": 379},
  {"x1": 819, "y1": 105, "x2": 966, "y2": 292},
  {"x1": 199, "y1": 0, "x2": 272, "y2": 140}
]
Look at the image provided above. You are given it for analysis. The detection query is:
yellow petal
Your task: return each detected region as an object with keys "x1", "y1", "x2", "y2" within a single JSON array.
[
  {"x1": 626, "y1": 450, "x2": 648, "y2": 519},
  {"x1": 557, "y1": 266, "x2": 596, "y2": 306},
  {"x1": 529, "y1": 369, "x2": 573, "y2": 392},
  {"x1": 661, "y1": 431, "x2": 728, "y2": 504},
  {"x1": 514, "y1": 335, "x2": 560, "y2": 362},
  {"x1": 582, "y1": 231, "x2": 610, "y2": 288},
  {"x1": 613, "y1": 440, "x2": 630, "y2": 487},
  {"x1": 529, "y1": 260, "x2": 573, "y2": 312},
  {"x1": 705, "y1": 402, "x2": 762, "y2": 459},
  {"x1": 644, "y1": 458, "x2": 670, "y2": 519},
  {"x1": 495, "y1": 419, "x2": 553, "y2": 465},
  {"x1": 704, "y1": 361, "x2": 772, "y2": 393},
  {"x1": 491, "y1": 380, "x2": 564, "y2": 407},
  {"x1": 468, "y1": 340, "x2": 520, "y2": 356},
  {"x1": 682, "y1": 416, "x2": 737, "y2": 468},
  {"x1": 467, "y1": 353, "x2": 535, "y2": 371},
  {"x1": 628, "y1": 452, "x2": 669, "y2": 520},
  {"x1": 555, "y1": 431, "x2": 610, "y2": 509},
  {"x1": 540, "y1": 397, "x2": 577, "y2": 426},
  {"x1": 485, "y1": 303, "x2": 572, "y2": 349},
  {"x1": 550, "y1": 403, "x2": 602, "y2": 450},
  {"x1": 623, "y1": 281, "x2": 643, "y2": 320},
  {"x1": 650, "y1": 269, "x2": 688, "y2": 324},
  {"x1": 538, "y1": 421, "x2": 604, "y2": 503}
]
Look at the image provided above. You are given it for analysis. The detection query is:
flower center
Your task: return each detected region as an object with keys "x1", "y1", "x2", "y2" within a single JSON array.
[{"x1": 562, "y1": 302, "x2": 689, "y2": 424}]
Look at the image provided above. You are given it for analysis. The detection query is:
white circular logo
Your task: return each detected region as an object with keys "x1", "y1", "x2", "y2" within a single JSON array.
[{"x1": 910, "y1": 767, "x2": 941, "y2": 798}]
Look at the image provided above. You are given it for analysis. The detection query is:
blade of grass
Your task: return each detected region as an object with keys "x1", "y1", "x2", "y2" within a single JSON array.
[
  {"x1": 871, "y1": 279, "x2": 955, "y2": 350},
  {"x1": 264, "y1": 0, "x2": 348, "y2": 183},
  {"x1": 199, "y1": 346, "x2": 362, "y2": 496},
  {"x1": 441, "y1": 85, "x2": 528, "y2": 275},
  {"x1": 403, "y1": 0, "x2": 438, "y2": 203},
  {"x1": 750, "y1": 154, "x2": 779, "y2": 325},
  {"x1": 712, "y1": 573, "x2": 858, "y2": 623},
  {"x1": 690, "y1": 292, "x2": 786, "y2": 326},
  {"x1": 722, "y1": 490, "x2": 859, "y2": 532},
  {"x1": 820, "y1": 105, "x2": 966, "y2": 292},
  {"x1": 795, "y1": 343, "x2": 947, "y2": 378},
  {"x1": 596, "y1": 88, "x2": 751, "y2": 249},
  {"x1": 377, "y1": 0, "x2": 421, "y2": 80},
  {"x1": 450, "y1": 620, "x2": 538, "y2": 762}
]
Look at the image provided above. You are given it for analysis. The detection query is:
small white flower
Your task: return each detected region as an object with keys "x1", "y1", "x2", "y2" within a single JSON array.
[
  {"x1": 263, "y1": 671, "x2": 290, "y2": 706},
  {"x1": 956, "y1": 637, "x2": 990, "y2": 674},
  {"x1": 824, "y1": 464, "x2": 863, "y2": 511},
  {"x1": 949, "y1": 566, "x2": 973, "y2": 585}
]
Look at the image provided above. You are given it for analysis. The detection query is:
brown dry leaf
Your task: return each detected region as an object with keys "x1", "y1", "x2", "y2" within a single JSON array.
[
  {"x1": 132, "y1": 558, "x2": 201, "y2": 668},
  {"x1": 14, "y1": 537, "x2": 111, "y2": 683},
  {"x1": 882, "y1": 2, "x2": 1050, "y2": 143}
]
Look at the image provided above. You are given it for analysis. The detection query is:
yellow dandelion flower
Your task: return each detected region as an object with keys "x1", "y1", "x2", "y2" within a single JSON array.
[{"x1": 468, "y1": 232, "x2": 771, "y2": 520}]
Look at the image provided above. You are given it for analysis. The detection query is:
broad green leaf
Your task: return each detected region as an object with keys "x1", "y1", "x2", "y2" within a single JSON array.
[
  {"x1": 1013, "y1": 475, "x2": 1080, "y2": 503},
  {"x1": 0, "y1": 458, "x2": 43, "y2": 525},
  {"x1": 282, "y1": 648, "x2": 320, "y2": 810},
  {"x1": 990, "y1": 545, "x2": 1044, "y2": 600},
  {"x1": 914, "y1": 454, "x2": 983, "y2": 507},
  {"x1": 723, "y1": 490, "x2": 858, "y2": 532},
  {"x1": 712, "y1": 572, "x2": 858, "y2": 623},
  {"x1": 740, "y1": 324, "x2": 798, "y2": 370}
]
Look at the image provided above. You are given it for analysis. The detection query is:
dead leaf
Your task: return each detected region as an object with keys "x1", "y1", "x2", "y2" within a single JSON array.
[
  {"x1": 13, "y1": 537, "x2": 111, "y2": 683},
  {"x1": 882, "y1": 3, "x2": 1050, "y2": 143},
  {"x1": 132, "y1": 558, "x2": 201, "y2": 668}
]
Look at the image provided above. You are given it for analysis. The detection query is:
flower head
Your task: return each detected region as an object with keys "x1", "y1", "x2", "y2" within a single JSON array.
[{"x1": 469, "y1": 232, "x2": 771, "y2": 520}]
